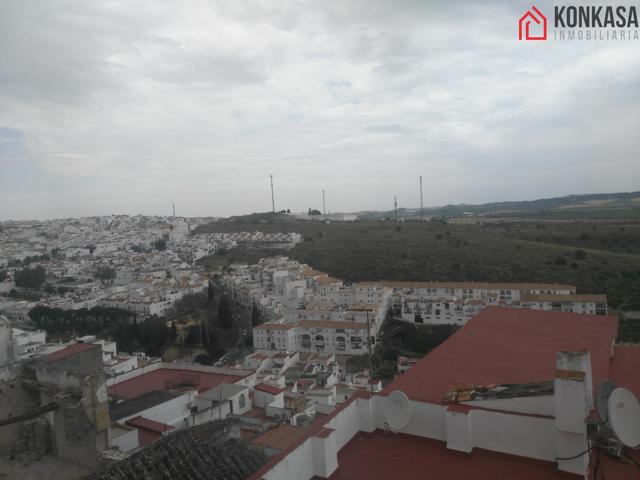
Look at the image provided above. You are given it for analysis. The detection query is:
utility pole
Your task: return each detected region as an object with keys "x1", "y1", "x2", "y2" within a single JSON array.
[
  {"x1": 419, "y1": 175, "x2": 423, "y2": 219},
  {"x1": 352, "y1": 306, "x2": 374, "y2": 389},
  {"x1": 270, "y1": 175, "x2": 275, "y2": 213},
  {"x1": 366, "y1": 310, "x2": 372, "y2": 377},
  {"x1": 322, "y1": 190, "x2": 326, "y2": 215},
  {"x1": 172, "y1": 203, "x2": 176, "y2": 218},
  {"x1": 394, "y1": 196, "x2": 398, "y2": 222}
]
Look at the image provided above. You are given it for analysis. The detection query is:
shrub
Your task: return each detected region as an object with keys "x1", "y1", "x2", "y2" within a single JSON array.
[{"x1": 574, "y1": 249, "x2": 587, "y2": 260}]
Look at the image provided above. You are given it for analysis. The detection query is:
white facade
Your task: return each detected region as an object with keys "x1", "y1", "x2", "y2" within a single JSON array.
[
  {"x1": 382, "y1": 282, "x2": 607, "y2": 326},
  {"x1": 253, "y1": 321, "x2": 374, "y2": 355},
  {"x1": 11, "y1": 327, "x2": 47, "y2": 361}
]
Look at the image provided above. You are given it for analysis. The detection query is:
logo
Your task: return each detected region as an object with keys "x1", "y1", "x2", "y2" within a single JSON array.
[
  {"x1": 517, "y1": 5, "x2": 639, "y2": 41},
  {"x1": 519, "y1": 6, "x2": 548, "y2": 40}
]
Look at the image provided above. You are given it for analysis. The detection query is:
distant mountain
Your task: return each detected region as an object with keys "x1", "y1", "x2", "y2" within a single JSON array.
[{"x1": 354, "y1": 191, "x2": 640, "y2": 220}]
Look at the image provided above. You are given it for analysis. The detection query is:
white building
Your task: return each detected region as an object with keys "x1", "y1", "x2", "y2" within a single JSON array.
[
  {"x1": 374, "y1": 281, "x2": 606, "y2": 326},
  {"x1": 11, "y1": 327, "x2": 47, "y2": 361}
]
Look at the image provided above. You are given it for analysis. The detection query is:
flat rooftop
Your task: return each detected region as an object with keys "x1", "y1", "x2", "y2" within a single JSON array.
[
  {"x1": 45, "y1": 343, "x2": 98, "y2": 363},
  {"x1": 110, "y1": 390, "x2": 184, "y2": 421},
  {"x1": 107, "y1": 368, "x2": 244, "y2": 400},
  {"x1": 326, "y1": 431, "x2": 579, "y2": 480},
  {"x1": 384, "y1": 306, "x2": 619, "y2": 404}
]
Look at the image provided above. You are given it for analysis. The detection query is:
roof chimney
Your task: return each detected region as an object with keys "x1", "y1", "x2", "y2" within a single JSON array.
[{"x1": 554, "y1": 349, "x2": 592, "y2": 477}]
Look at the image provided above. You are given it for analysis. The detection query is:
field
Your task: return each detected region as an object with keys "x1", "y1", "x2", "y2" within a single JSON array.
[{"x1": 195, "y1": 214, "x2": 640, "y2": 310}]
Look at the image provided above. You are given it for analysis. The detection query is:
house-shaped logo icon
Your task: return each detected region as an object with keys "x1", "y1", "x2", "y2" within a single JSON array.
[{"x1": 518, "y1": 6, "x2": 547, "y2": 40}]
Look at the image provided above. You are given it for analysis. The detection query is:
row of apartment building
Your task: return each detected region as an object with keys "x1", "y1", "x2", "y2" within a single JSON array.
[
  {"x1": 232, "y1": 259, "x2": 609, "y2": 356},
  {"x1": 373, "y1": 281, "x2": 607, "y2": 325}
]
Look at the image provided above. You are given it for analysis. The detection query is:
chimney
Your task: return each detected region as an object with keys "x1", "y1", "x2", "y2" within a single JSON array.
[{"x1": 554, "y1": 349, "x2": 591, "y2": 477}]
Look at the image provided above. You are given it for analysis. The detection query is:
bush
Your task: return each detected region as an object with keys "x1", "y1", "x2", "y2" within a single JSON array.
[
  {"x1": 194, "y1": 353, "x2": 212, "y2": 365},
  {"x1": 554, "y1": 257, "x2": 567, "y2": 266},
  {"x1": 15, "y1": 266, "x2": 46, "y2": 290},
  {"x1": 574, "y1": 249, "x2": 587, "y2": 260}
]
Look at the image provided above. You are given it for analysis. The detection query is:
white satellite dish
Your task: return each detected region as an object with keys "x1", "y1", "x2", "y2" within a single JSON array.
[
  {"x1": 608, "y1": 387, "x2": 640, "y2": 448},
  {"x1": 595, "y1": 379, "x2": 618, "y2": 422},
  {"x1": 385, "y1": 390, "x2": 412, "y2": 431}
]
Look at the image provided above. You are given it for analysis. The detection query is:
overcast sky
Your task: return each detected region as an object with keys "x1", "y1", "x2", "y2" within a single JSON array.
[{"x1": 1, "y1": 0, "x2": 638, "y2": 220}]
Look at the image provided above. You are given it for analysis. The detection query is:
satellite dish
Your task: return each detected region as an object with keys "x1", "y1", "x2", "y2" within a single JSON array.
[
  {"x1": 385, "y1": 390, "x2": 412, "y2": 430},
  {"x1": 608, "y1": 387, "x2": 640, "y2": 448},
  {"x1": 595, "y1": 379, "x2": 617, "y2": 422}
]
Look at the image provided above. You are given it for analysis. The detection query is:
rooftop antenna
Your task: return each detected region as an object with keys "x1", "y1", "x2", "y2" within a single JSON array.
[
  {"x1": 322, "y1": 190, "x2": 326, "y2": 215},
  {"x1": 270, "y1": 175, "x2": 275, "y2": 213},
  {"x1": 419, "y1": 176, "x2": 423, "y2": 219},
  {"x1": 394, "y1": 196, "x2": 398, "y2": 222}
]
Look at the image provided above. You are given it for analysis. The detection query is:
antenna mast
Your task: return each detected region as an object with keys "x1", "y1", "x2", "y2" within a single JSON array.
[
  {"x1": 419, "y1": 176, "x2": 423, "y2": 219},
  {"x1": 270, "y1": 175, "x2": 275, "y2": 213},
  {"x1": 172, "y1": 203, "x2": 176, "y2": 218},
  {"x1": 322, "y1": 190, "x2": 326, "y2": 215},
  {"x1": 394, "y1": 196, "x2": 398, "y2": 222}
]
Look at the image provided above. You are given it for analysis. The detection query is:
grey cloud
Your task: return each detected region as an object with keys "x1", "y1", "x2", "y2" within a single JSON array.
[{"x1": 0, "y1": 0, "x2": 638, "y2": 220}]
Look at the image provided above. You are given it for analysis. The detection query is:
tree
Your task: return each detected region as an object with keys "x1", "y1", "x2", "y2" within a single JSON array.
[
  {"x1": 154, "y1": 238, "x2": 167, "y2": 251},
  {"x1": 574, "y1": 249, "x2": 587, "y2": 260},
  {"x1": 251, "y1": 302, "x2": 261, "y2": 327},
  {"x1": 0, "y1": 270, "x2": 7, "y2": 282},
  {"x1": 86, "y1": 244, "x2": 96, "y2": 255},
  {"x1": 194, "y1": 353, "x2": 211, "y2": 366},
  {"x1": 170, "y1": 321, "x2": 177, "y2": 341},
  {"x1": 308, "y1": 208, "x2": 322, "y2": 215},
  {"x1": 94, "y1": 265, "x2": 116, "y2": 285},
  {"x1": 15, "y1": 266, "x2": 46, "y2": 290},
  {"x1": 218, "y1": 294, "x2": 233, "y2": 330}
]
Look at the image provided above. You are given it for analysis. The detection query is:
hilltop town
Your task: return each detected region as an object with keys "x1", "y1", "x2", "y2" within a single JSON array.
[{"x1": 1, "y1": 213, "x2": 638, "y2": 479}]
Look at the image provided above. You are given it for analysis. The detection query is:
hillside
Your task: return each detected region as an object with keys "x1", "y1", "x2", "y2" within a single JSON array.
[
  {"x1": 195, "y1": 215, "x2": 640, "y2": 310},
  {"x1": 356, "y1": 191, "x2": 640, "y2": 220}
]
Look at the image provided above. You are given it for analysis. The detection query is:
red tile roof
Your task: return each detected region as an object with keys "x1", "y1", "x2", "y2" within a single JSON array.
[
  {"x1": 255, "y1": 382, "x2": 285, "y2": 395},
  {"x1": 108, "y1": 368, "x2": 243, "y2": 400},
  {"x1": 252, "y1": 425, "x2": 306, "y2": 451},
  {"x1": 520, "y1": 294, "x2": 607, "y2": 302},
  {"x1": 609, "y1": 345, "x2": 640, "y2": 399},
  {"x1": 383, "y1": 307, "x2": 618, "y2": 404},
  {"x1": 46, "y1": 343, "x2": 98, "y2": 363},
  {"x1": 125, "y1": 416, "x2": 174, "y2": 433},
  {"x1": 327, "y1": 430, "x2": 579, "y2": 480}
]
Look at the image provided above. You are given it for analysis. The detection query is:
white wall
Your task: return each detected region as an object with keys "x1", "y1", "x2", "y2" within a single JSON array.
[
  {"x1": 117, "y1": 393, "x2": 191, "y2": 429},
  {"x1": 263, "y1": 397, "x2": 374, "y2": 480},
  {"x1": 470, "y1": 409, "x2": 556, "y2": 461},
  {"x1": 109, "y1": 427, "x2": 139, "y2": 452}
]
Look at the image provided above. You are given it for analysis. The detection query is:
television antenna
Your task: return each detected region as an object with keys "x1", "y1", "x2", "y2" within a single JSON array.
[{"x1": 385, "y1": 390, "x2": 412, "y2": 431}]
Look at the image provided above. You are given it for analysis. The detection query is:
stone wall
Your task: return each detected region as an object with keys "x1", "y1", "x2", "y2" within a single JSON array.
[{"x1": 0, "y1": 380, "x2": 40, "y2": 454}]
